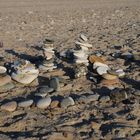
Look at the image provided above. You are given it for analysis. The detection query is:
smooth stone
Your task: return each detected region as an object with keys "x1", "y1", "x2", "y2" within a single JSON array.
[
  {"x1": 0, "y1": 75, "x2": 11, "y2": 86},
  {"x1": 0, "y1": 66, "x2": 7, "y2": 74},
  {"x1": 36, "y1": 97, "x2": 51, "y2": 109},
  {"x1": 16, "y1": 67, "x2": 39, "y2": 75},
  {"x1": 115, "y1": 69, "x2": 125, "y2": 77},
  {"x1": 35, "y1": 92, "x2": 48, "y2": 97},
  {"x1": 11, "y1": 73, "x2": 38, "y2": 84},
  {"x1": 18, "y1": 100, "x2": 33, "y2": 108},
  {"x1": 101, "y1": 79, "x2": 120, "y2": 86},
  {"x1": 80, "y1": 45, "x2": 89, "y2": 51},
  {"x1": 80, "y1": 34, "x2": 88, "y2": 41},
  {"x1": 0, "y1": 82, "x2": 15, "y2": 93},
  {"x1": 89, "y1": 55, "x2": 106, "y2": 64},
  {"x1": 50, "y1": 77, "x2": 60, "y2": 91},
  {"x1": 102, "y1": 73, "x2": 118, "y2": 80},
  {"x1": 78, "y1": 94, "x2": 100, "y2": 103},
  {"x1": 61, "y1": 97, "x2": 75, "y2": 108},
  {"x1": 39, "y1": 65, "x2": 57, "y2": 71},
  {"x1": 93, "y1": 62, "x2": 109, "y2": 70},
  {"x1": 73, "y1": 51, "x2": 87, "y2": 58},
  {"x1": 43, "y1": 63, "x2": 55, "y2": 67},
  {"x1": 99, "y1": 96, "x2": 110, "y2": 103},
  {"x1": 1, "y1": 101, "x2": 17, "y2": 112},
  {"x1": 39, "y1": 86, "x2": 54, "y2": 93},
  {"x1": 43, "y1": 51, "x2": 54, "y2": 60},
  {"x1": 75, "y1": 41, "x2": 92, "y2": 48},
  {"x1": 96, "y1": 66, "x2": 109, "y2": 75},
  {"x1": 107, "y1": 70, "x2": 119, "y2": 76},
  {"x1": 75, "y1": 59, "x2": 88, "y2": 64}
]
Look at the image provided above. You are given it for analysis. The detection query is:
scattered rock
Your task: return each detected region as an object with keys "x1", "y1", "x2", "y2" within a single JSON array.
[
  {"x1": 18, "y1": 99, "x2": 33, "y2": 108},
  {"x1": 36, "y1": 97, "x2": 51, "y2": 109},
  {"x1": 61, "y1": 97, "x2": 75, "y2": 108},
  {"x1": 1, "y1": 101, "x2": 17, "y2": 112}
]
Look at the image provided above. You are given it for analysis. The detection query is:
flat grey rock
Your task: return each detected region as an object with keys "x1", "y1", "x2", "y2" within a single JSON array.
[
  {"x1": 36, "y1": 97, "x2": 51, "y2": 109},
  {"x1": 61, "y1": 97, "x2": 75, "y2": 108},
  {"x1": 18, "y1": 99, "x2": 33, "y2": 108}
]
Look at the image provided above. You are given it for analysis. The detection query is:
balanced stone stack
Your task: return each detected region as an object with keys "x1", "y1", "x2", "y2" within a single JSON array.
[
  {"x1": 39, "y1": 39, "x2": 57, "y2": 71},
  {"x1": 89, "y1": 55, "x2": 125, "y2": 88},
  {"x1": 11, "y1": 60, "x2": 39, "y2": 85},
  {"x1": 73, "y1": 34, "x2": 92, "y2": 65},
  {"x1": 0, "y1": 66, "x2": 14, "y2": 92}
]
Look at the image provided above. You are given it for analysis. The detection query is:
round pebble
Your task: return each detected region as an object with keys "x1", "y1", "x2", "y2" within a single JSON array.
[
  {"x1": 36, "y1": 97, "x2": 51, "y2": 109},
  {"x1": 50, "y1": 77, "x2": 60, "y2": 91},
  {"x1": 18, "y1": 99, "x2": 33, "y2": 108},
  {"x1": 1, "y1": 101, "x2": 17, "y2": 112},
  {"x1": 39, "y1": 86, "x2": 54, "y2": 93},
  {"x1": 61, "y1": 97, "x2": 75, "y2": 108}
]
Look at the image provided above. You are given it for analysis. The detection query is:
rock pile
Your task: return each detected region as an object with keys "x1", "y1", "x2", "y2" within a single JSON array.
[
  {"x1": 39, "y1": 39, "x2": 57, "y2": 71},
  {"x1": 11, "y1": 60, "x2": 39, "y2": 84}
]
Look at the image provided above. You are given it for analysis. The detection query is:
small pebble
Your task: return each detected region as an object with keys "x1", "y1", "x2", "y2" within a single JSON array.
[
  {"x1": 61, "y1": 97, "x2": 75, "y2": 108},
  {"x1": 18, "y1": 99, "x2": 33, "y2": 108},
  {"x1": 36, "y1": 97, "x2": 51, "y2": 109},
  {"x1": 1, "y1": 101, "x2": 17, "y2": 112}
]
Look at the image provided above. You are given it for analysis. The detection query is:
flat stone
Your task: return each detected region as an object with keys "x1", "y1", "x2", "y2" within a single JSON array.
[
  {"x1": 50, "y1": 77, "x2": 60, "y2": 91},
  {"x1": 0, "y1": 66, "x2": 7, "y2": 74},
  {"x1": 39, "y1": 86, "x2": 54, "y2": 93},
  {"x1": 133, "y1": 53, "x2": 140, "y2": 61},
  {"x1": 1, "y1": 101, "x2": 17, "y2": 112},
  {"x1": 102, "y1": 73, "x2": 118, "y2": 80},
  {"x1": 89, "y1": 55, "x2": 106, "y2": 64},
  {"x1": 115, "y1": 69, "x2": 125, "y2": 77},
  {"x1": 0, "y1": 75, "x2": 11, "y2": 86},
  {"x1": 43, "y1": 51, "x2": 54, "y2": 60},
  {"x1": 80, "y1": 34, "x2": 88, "y2": 41},
  {"x1": 75, "y1": 41, "x2": 92, "y2": 48},
  {"x1": 18, "y1": 99, "x2": 33, "y2": 108},
  {"x1": 93, "y1": 62, "x2": 109, "y2": 70},
  {"x1": 11, "y1": 73, "x2": 38, "y2": 85},
  {"x1": 99, "y1": 96, "x2": 110, "y2": 103},
  {"x1": 0, "y1": 82, "x2": 15, "y2": 93},
  {"x1": 36, "y1": 97, "x2": 51, "y2": 109},
  {"x1": 96, "y1": 66, "x2": 109, "y2": 75},
  {"x1": 61, "y1": 97, "x2": 75, "y2": 108}
]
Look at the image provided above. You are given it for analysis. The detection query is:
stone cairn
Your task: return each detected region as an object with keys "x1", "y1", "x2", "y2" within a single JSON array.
[
  {"x1": 39, "y1": 39, "x2": 57, "y2": 72},
  {"x1": 72, "y1": 34, "x2": 92, "y2": 78}
]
